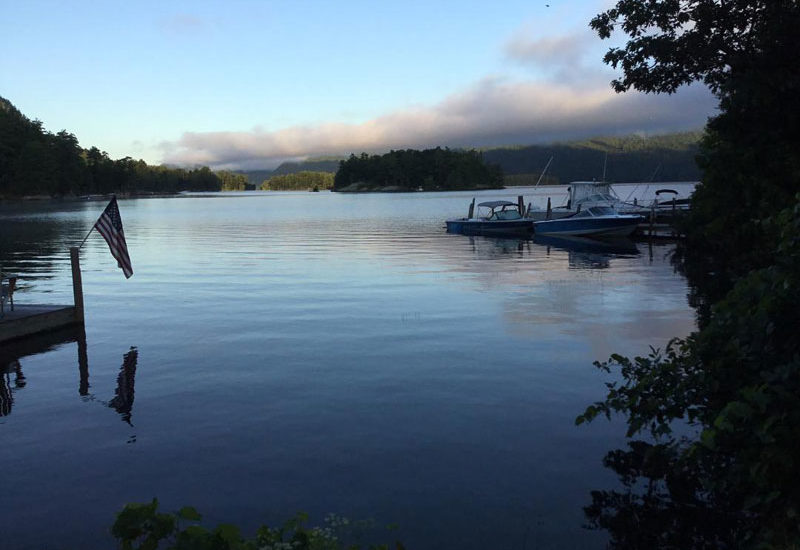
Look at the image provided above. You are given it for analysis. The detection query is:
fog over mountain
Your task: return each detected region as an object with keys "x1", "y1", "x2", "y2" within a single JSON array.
[
  {"x1": 160, "y1": 26, "x2": 716, "y2": 170},
  {"x1": 161, "y1": 80, "x2": 714, "y2": 171}
]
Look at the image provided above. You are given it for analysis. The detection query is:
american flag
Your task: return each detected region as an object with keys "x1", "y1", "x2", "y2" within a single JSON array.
[{"x1": 95, "y1": 197, "x2": 133, "y2": 278}]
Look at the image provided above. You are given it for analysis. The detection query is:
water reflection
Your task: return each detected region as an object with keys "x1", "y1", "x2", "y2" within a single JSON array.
[
  {"x1": 455, "y1": 233, "x2": 640, "y2": 269},
  {"x1": 467, "y1": 235, "x2": 530, "y2": 257},
  {"x1": 0, "y1": 362, "x2": 19, "y2": 416},
  {"x1": 0, "y1": 203, "x2": 90, "y2": 286},
  {"x1": 0, "y1": 329, "x2": 138, "y2": 425},
  {"x1": 583, "y1": 439, "x2": 742, "y2": 548},
  {"x1": 108, "y1": 347, "x2": 138, "y2": 425},
  {"x1": 534, "y1": 235, "x2": 639, "y2": 269}
]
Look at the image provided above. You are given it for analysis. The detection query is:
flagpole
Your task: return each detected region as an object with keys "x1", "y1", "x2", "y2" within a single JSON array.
[{"x1": 78, "y1": 224, "x2": 95, "y2": 249}]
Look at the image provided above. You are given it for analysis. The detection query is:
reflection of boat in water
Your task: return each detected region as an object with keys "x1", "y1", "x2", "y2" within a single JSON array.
[
  {"x1": 534, "y1": 234, "x2": 640, "y2": 269},
  {"x1": 533, "y1": 234, "x2": 639, "y2": 255},
  {"x1": 446, "y1": 200, "x2": 533, "y2": 236},
  {"x1": 533, "y1": 206, "x2": 642, "y2": 236}
]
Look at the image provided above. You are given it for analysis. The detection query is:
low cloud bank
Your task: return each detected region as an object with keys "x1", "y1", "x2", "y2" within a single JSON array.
[
  {"x1": 160, "y1": 80, "x2": 715, "y2": 170},
  {"x1": 160, "y1": 22, "x2": 717, "y2": 170}
]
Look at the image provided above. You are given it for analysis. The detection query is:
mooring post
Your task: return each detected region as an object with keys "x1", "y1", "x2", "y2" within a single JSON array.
[
  {"x1": 649, "y1": 202, "x2": 656, "y2": 238},
  {"x1": 468, "y1": 198, "x2": 475, "y2": 219},
  {"x1": 70, "y1": 247, "x2": 85, "y2": 324}
]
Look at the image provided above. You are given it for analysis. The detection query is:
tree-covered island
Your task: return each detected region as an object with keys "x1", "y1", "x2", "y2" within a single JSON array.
[
  {"x1": 332, "y1": 148, "x2": 504, "y2": 192},
  {"x1": 261, "y1": 171, "x2": 334, "y2": 191}
]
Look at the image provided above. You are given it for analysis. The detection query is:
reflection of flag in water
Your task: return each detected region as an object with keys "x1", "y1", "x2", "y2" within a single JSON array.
[
  {"x1": 109, "y1": 347, "x2": 138, "y2": 424},
  {"x1": 94, "y1": 196, "x2": 133, "y2": 279}
]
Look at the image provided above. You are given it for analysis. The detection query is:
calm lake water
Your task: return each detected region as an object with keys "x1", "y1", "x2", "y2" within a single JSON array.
[{"x1": 0, "y1": 186, "x2": 696, "y2": 549}]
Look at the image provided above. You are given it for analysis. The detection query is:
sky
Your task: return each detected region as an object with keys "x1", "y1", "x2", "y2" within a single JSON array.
[{"x1": 1, "y1": 0, "x2": 717, "y2": 170}]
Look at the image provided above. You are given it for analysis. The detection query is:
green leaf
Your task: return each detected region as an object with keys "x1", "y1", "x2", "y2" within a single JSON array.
[{"x1": 178, "y1": 506, "x2": 203, "y2": 521}]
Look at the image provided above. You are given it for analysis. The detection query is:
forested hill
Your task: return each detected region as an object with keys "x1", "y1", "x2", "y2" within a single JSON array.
[
  {"x1": 0, "y1": 96, "x2": 247, "y2": 198},
  {"x1": 237, "y1": 132, "x2": 702, "y2": 186},
  {"x1": 483, "y1": 132, "x2": 703, "y2": 184},
  {"x1": 238, "y1": 159, "x2": 341, "y2": 186}
]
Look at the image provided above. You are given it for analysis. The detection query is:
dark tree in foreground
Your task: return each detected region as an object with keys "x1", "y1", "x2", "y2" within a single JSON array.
[
  {"x1": 592, "y1": 0, "x2": 800, "y2": 306},
  {"x1": 579, "y1": 2, "x2": 800, "y2": 547}
]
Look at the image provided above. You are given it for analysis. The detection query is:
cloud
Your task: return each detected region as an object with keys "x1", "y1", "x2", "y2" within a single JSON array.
[
  {"x1": 160, "y1": 79, "x2": 716, "y2": 170},
  {"x1": 159, "y1": 24, "x2": 717, "y2": 170},
  {"x1": 504, "y1": 30, "x2": 594, "y2": 71}
]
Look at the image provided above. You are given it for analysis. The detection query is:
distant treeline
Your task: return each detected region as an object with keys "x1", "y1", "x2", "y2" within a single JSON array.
[
  {"x1": 333, "y1": 148, "x2": 504, "y2": 192},
  {"x1": 2, "y1": 93, "x2": 702, "y2": 198},
  {"x1": 0, "y1": 96, "x2": 239, "y2": 198},
  {"x1": 262, "y1": 171, "x2": 334, "y2": 191},
  {"x1": 219, "y1": 171, "x2": 252, "y2": 191}
]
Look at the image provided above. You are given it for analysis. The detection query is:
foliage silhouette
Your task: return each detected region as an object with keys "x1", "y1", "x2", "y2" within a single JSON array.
[
  {"x1": 579, "y1": 1, "x2": 800, "y2": 547},
  {"x1": 112, "y1": 499, "x2": 404, "y2": 550}
]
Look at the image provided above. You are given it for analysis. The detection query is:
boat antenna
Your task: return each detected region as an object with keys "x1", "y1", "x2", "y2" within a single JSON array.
[
  {"x1": 602, "y1": 152, "x2": 608, "y2": 182},
  {"x1": 534, "y1": 156, "x2": 554, "y2": 188},
  {"x1": 624, "y1": 163, "x2": 661, "y2": 203}
]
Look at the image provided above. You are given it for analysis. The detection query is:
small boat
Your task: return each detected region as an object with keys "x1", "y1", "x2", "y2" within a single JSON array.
[
  {"x1": 446, "y1": 200, "x2": 533, "y2": 236},
  {"x1": 527, "y1": 181, "x2": 623, "y2": 221},
  {"x1": 533, "y1": 205, "x2": 642, "y2": 237}
]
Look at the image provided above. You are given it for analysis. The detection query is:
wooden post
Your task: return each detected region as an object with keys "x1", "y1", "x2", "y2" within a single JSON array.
[
  {"x1": 671, "y1": 197, "x2": 677, "y2": 236},
  {"x1": 468, "y1": 198, "x2": 475, "y2": 219},
  {"x1": 546, "y1": 197, "x2": 552, "y2": 220},
  {"x1": 517, "y1": 195, "x2": 524, "y2": 215},
  {"x1": 70, "y1": 247, "x2": 85, "y2": 324},
  {"x1": 649, "y1": 202, "x2": 656, "y2": 238}
]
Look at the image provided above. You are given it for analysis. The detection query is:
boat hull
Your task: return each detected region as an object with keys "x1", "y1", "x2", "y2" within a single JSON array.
[
  {"x1": 446, "y1": 218, "x2": 533, "y2": 236},
  {"x1": 533, "y1": 216, "x2": 641, "y2": 237}
]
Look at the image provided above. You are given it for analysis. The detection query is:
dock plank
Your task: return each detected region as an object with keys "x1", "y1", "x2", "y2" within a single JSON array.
[{"x1": 0, "y1": 304, "x2": 82, "y2": 343}]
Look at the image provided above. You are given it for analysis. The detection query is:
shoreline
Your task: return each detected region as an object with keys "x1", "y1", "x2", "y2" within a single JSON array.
[{"x1": 0, "y1": 191, "x2": 181, "y2": 202}]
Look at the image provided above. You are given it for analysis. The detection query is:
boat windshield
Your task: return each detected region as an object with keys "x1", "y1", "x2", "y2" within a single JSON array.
[
  {"x1": 583, "y1": 193, "x2": 617, "y2": 204},
  {"x1": 488, "y1": 209, "x2": 522, "y2": 220},
  {"x1": 586, "y1": 206, "x2": 616, "y2": 216}
]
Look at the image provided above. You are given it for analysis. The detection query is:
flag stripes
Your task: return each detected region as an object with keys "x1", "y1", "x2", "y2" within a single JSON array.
[{"x1": 94, "y1": 197, "x2": 133, "y2": 278}]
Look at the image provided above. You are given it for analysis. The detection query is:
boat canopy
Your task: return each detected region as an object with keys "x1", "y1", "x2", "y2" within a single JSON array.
[
  {"x1": 477, "y1": 200, "x2": 518, "y2": 209},
  {"x1": 568, "y1": 182, "x2": 616, "y2": 204}
]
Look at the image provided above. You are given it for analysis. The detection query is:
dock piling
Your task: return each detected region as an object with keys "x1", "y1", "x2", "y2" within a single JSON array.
[{"x1": 70, "y1": 247, "x2": 85, "y2": 324}]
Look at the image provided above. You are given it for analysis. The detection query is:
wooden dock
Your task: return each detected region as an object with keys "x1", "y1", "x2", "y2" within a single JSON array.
[
  {"x1": 0, "y1": 247, "x2": 85, "y2": 344},
  {"x1": 0, "y1": 305, "x2": 82, "y2": 344}
]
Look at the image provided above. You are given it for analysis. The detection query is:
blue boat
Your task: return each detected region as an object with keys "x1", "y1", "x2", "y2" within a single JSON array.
[
  {"x1": 533, "y1": 206, "x2": 642, "y2": 237},
  {"x1": 446, "y1": 200, "x2": 533, "y2": 236}
]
